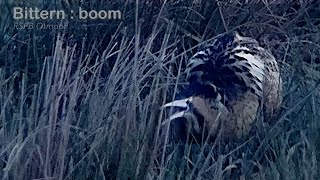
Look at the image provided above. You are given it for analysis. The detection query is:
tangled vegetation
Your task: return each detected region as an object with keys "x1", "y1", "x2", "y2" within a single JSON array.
[{"x1": 0, "y1": 0, "x2": 319, "y2": 179}]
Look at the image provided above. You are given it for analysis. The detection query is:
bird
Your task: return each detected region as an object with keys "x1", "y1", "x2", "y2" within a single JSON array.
[{"x1": 162, "y1": 31, "x2": 282, "y2": 143}]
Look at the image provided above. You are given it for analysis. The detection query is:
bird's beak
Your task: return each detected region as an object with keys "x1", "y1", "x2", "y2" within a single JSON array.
[
  {"x1": 161, "y1": 111, "x2": 186, "y2": 126},
  {"x1": 161, "y1": 97, "x2": 193, "y2": 126},
  {"x1": 162, "y1": 97, "x2": 193, "y2": 109}
]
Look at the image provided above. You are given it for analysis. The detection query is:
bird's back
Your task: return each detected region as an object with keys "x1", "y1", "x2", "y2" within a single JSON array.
[{"x1": 163, "y1": 32, "x2": 282, "y2": 142}]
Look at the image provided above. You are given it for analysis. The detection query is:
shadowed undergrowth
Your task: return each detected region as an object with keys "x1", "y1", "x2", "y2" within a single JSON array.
[{"x1": 0, "y1": 1, "x2": 320, "y2": 179}]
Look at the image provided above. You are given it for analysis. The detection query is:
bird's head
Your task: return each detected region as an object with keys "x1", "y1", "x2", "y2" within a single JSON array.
[{"x1": 162, "y1": 95, "x2": 229, "y2": 137}]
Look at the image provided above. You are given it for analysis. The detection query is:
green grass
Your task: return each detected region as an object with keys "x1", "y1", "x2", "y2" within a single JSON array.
[{"x1": 0, "y1": 0, "x2": 320, "y2": 179}]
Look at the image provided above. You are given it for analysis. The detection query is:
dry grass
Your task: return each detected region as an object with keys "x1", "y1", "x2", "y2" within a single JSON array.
[{"x1": 0, "y1": 0, "x2": 320, "y2": 179}]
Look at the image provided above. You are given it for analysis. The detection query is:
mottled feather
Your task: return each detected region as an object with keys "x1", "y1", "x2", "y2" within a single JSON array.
[{"x1": 163, "y1": 32, "x2": 282, "y2": 142}]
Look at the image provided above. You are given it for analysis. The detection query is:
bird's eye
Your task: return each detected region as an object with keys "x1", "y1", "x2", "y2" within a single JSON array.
[{"x1": 210, "y1": 106, "x2": 218, "y2": 110}]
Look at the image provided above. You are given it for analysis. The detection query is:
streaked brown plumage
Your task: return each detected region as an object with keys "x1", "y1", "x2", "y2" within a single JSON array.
[{"x1": 163, "y1": 32, "x2": 282, "y2": 142}]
